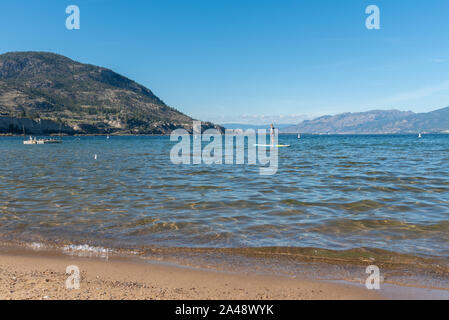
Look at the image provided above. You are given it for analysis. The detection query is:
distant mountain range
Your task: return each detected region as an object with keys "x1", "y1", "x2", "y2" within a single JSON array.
[
  {"x1": 281, "y1": 108, "x2": 449, "y2": 134},
  {"x1": 0, "y1": 51, "x2": 221, "y2": 135},
  {"x1": 221, "y1": 123, "x2": 293, "y2": 130}
]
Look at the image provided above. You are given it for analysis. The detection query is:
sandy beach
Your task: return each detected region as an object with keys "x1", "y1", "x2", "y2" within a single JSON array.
[{"x1": 0, "y1": 252, "x2": 382, "y2": 300}]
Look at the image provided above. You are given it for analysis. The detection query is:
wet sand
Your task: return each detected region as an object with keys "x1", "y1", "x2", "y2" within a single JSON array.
[{"x1": 0, "y1": 253, "x2": 382, "y2": 300}]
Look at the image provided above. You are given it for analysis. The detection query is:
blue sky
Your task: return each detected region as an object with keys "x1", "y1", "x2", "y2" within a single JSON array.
[{"x1": 1, "y1": 0, "x2": 449, "y2": 124}]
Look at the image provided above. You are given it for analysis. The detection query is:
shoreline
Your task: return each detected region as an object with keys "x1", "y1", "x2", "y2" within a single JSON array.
[
  {"x1": 0, "y1": 250, "x2": 382, "y2": 300},
  {"x1": 1, "y1": 240, "x2": 449, "y2": 296},
  {"x1": 2, "y1": 133, "x2": 449, "y2": 137},
  {"x1": 1, "y1": 246, "x2": 448, "y2": 300}
]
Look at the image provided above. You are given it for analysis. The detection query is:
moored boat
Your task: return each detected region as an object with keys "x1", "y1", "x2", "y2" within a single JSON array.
[{"x1": 23, "y1": 136, "x2": 62, "y2": 145}]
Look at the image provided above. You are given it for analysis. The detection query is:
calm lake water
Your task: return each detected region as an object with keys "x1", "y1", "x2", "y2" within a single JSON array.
[{"x1": 0, "y1": 134, "x2": 448, "y2": 263}]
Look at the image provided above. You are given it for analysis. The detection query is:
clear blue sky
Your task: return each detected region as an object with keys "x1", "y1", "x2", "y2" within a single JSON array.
[{"x1": 1, "y1": 0, "x2": 449, "y2": 123}]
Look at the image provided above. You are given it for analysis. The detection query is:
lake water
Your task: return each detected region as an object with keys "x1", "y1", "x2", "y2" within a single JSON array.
[{"x1": 1, "y1": 134, "x2": 448, "y2": 277}]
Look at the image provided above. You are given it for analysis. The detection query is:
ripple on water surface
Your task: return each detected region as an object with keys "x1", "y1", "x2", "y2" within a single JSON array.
[{"x1": 0, "y1": 134, "x2": 449, "y2": 264}]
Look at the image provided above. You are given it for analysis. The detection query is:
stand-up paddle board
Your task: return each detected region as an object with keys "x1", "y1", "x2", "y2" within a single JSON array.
[{"x1": 254, "y1": 144, "x2": 291, "y2": 147}]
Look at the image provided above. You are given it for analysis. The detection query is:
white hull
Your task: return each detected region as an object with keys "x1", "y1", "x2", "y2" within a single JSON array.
[{"x1": 23, "y1": 138, "x2": 62, "y2": 145}]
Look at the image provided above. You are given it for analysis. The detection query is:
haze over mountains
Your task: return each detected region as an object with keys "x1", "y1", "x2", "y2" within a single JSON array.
[
  {"x1": 221, "y1": 123, "x2": 293, "y2": 130},
  {"x1": 0, "y1": 52, "x2": 221, "y2": 134},
  {"x1": 282, "y1": 108, "x2": 449, "y2": 134}
]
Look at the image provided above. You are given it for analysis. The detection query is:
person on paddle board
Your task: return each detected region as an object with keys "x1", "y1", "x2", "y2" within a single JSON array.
[{"x1": 270, "y1": 124, "x2": 275, "y2": 146}]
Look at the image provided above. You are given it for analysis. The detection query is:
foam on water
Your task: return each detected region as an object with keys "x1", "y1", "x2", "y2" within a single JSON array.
[{"x1": 62, "y1": 244, "x2": 111, "y2": 257}]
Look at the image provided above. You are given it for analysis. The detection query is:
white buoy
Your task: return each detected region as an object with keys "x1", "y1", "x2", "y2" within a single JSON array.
[
  {"x1": 418, "y1": 133, "x2": 422, "y2": 138},
  {"x1": 94, "y1": 154, "x2": 97, "y2": 160},
  {"x1": 106, "y1": 135, "x2": 110, "y2": 139}
]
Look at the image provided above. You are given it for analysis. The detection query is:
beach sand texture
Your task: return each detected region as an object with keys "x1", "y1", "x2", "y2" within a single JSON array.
[{"x1": 0, "y1": 253, "x2": 381, "y2": 300}]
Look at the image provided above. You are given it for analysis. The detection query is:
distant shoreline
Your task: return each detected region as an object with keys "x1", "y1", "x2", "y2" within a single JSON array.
[{"x1": 2, "y1": 132, "x2": 449, "y2": 137}]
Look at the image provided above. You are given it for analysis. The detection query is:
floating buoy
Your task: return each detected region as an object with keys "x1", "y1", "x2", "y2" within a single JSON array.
[{"x1": 94, "y1": 154, "x2": 98, "y2": 160}]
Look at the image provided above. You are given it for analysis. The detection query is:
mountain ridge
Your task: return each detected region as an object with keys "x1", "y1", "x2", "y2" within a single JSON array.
[
  {"x1": 0, "y1": 51, "x2": 221, "y2": 134},
  {"x1": 281, "y1": 107, "x2": 449, "y2": 134}
]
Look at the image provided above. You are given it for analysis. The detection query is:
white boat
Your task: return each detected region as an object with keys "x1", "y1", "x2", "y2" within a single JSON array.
[{"x1": 23, "y1": 136, "x2": 62, "y2": 145}]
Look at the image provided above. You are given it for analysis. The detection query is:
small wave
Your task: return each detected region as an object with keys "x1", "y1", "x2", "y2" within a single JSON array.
[
  {"x1": 62, "y1": 244, "x2": 111, "y2": 257},
  {"x1": 306, "y1": 219, "x2": 449, "y2": 239},
  {"x1": 26, "y1": 242, "x2": 46, "y2": 250}
]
